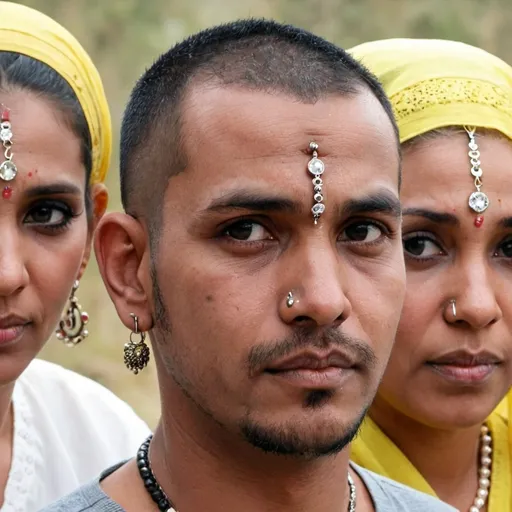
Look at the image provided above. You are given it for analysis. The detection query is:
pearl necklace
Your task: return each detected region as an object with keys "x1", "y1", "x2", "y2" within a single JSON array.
[
  {"x1": 136, "y1": 434, "x2": 357, "y2": 511},
  {"x1": 469, "y1": 424, "x2": 492, "y2": 512}
]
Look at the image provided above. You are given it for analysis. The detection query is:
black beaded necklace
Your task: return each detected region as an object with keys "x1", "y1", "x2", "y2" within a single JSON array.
[
  {"x1": 137, "y1": 435, "x2": 174, "y2": 512},
  {"x1": 136, "y1": 434, "x2": 356, "y2": 511}
]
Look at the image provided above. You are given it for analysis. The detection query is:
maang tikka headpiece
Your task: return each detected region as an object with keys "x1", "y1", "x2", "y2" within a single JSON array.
[
  {"x1": 465, "y1": 126, "x2": 489, "y2": 217},
  {"x1": 307, "y1": 142, "x2": 325, "y2": 224},
  {"x1": 0, "y1": 108, "x2": 17, "y2": 182}
]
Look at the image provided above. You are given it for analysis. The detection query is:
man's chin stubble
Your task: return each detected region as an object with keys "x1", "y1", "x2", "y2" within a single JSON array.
[{"x1": 239, "y1": 405, "x2": 367, "y2": 459}]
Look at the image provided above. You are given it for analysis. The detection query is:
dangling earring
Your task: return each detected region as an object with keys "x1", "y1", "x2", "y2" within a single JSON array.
[
  {"x1": 124, "y1": 313, "x2": 150, "y2": 374},
  {"x1": 56, "y1": 280, "x2": 89, "y2": 346}
]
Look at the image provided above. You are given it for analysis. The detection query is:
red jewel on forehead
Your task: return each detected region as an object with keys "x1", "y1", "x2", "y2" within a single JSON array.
[
  {"x1": 474, "y1": 215, "x2": 484, "y2": 228},
  {"x1": 2, "y1": 186, "x2": 12, "y2": 199},
  {"x1": 1, "y1": 109, "x2": 9, "y2": 122}
]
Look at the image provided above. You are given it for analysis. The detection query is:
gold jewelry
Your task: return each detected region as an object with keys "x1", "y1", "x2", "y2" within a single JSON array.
[
  {"x1": 55, "y1": 280, "x2": 89, "y2": 346},
  {"x1": 124, "y1": 313, "x2": 150, "y2": 374}
]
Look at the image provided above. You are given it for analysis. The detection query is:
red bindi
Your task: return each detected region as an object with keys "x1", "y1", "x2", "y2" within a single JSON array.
[
  {"x1": 2, "y1": 186, "x2": 12, "y2": 199},
  {"x1": 474, "y1": 215, "x2": 484, "y2": 228},
  {"x1": 1, "y1": 109, "x2": 10, "y2": 122}
]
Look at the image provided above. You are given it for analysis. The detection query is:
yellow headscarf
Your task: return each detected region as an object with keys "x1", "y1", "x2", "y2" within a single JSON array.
[
  {"x1": 351, "y1": 38, "x2": 512, "y2": 144},
  {"x1": 349, "y1": 38, "x2": 512, "y2": 511},
  {"x1": 0, "y1": 2, "x2": 111, "y2": 184}
]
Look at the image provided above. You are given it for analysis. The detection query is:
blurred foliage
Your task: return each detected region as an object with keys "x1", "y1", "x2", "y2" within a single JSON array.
[{"x1": 6, "y1": 0, "x2": 509, "y2": 427}]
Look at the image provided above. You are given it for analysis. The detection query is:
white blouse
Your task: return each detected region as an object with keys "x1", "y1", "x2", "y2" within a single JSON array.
[{"x1": 1, "y1": 359, "x2": 151, "y2": 511}]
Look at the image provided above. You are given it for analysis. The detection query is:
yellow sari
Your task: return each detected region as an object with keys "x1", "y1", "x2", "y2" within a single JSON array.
[{"x1": 349, "y1": 38, "x2": 512, "y2": 511}]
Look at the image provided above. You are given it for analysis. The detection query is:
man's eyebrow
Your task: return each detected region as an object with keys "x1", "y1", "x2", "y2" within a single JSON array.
[
  {"x1": 340, "y1": 190, "x2": 401, "y2": 218},
  {"x1": 201, "y1": 190, "x2": 303, "y2": 215},
  {"x1": 198, "y1": 188, "x2": 401, "y2": 220}
]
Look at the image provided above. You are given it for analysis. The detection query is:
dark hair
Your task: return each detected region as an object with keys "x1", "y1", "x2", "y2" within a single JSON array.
[
  {"x1": 120, "y1": 19, "x2": 399, "y2": 228},
  {"x1": 0, "y1": 52, "x2": 92, "y2": 209}
]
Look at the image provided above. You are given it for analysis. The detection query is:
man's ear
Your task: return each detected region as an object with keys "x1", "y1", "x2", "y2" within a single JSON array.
[{"x1": 94, "y1": 212, "x2": 153, "y2": 332}]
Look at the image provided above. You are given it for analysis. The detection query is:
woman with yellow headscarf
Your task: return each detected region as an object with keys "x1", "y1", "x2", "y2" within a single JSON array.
[
  {"x1": 0, "y1": 3, "x2": 149, "y2": 510},
  {"x1": 349, "y1": 38, "x2": 512, "y2": 512}
]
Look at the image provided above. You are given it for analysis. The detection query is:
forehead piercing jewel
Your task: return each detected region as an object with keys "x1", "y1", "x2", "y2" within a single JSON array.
[
  {"x1": 307, "y1": 142, "x2": 325, "y2": 224},
  {"x1": 450, "y1": 299, "x2": 457, "y2": 318},
  {"x1": 0, "y1": 108, "x2": 17, "y2": 182},
  {"x1": 465, "y1": 126, "x2": 489, "y2": 214},
  {"x1": 286, "y1": 292, "x2": 295, "y2": 308},
  {"x1": 2, "y1": 186, "x2": 12, "y2": 200},
  {"x1": 474, "y1": 216, "x2": 484, "y2": 228}
]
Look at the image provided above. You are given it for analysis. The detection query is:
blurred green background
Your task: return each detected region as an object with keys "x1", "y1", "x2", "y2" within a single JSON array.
[{"x1": 10, "y1": 0, "x2": 510, "y2": 428}]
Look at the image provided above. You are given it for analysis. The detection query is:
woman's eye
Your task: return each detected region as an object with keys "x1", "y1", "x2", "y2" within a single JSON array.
[
  {"x1": 495, "y1": 238, "x2": 512, "y2": 258},
  {"x1": 341, "y1": 222, "x2": 383, "y2": 243},
  {"x1": 403, "y1": 236, "x2": 443, "y2": 257},
  {"x1": 223, "y1": 221, "x2": 273, "y2": 242},
  {"x1": 25, "y1": 205, "x2": 68, "y2": 226}
]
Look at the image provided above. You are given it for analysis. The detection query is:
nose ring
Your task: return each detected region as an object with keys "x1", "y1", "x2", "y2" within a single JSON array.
[
  {"x1": 286, "y1": 292, "x2": 295, "y2": 308},
  {"x1": 450, "y1": 299, "x2": 457, "y2": 318}
]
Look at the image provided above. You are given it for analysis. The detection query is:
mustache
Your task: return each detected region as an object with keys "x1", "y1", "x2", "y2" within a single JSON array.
[{"x1": 247, "y1": 327, "x2": 377, "y2": 375}]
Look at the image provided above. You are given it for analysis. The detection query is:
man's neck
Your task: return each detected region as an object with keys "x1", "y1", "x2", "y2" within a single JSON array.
[
  {"x1": 369, "y1": 400, "x2": 482, "y2": 510},
  {"x1": 102, "y1": 384, "x2": 374, "y2": 511},
  {"x1": 148, "y1": 411, "x2": 355, "y2": 512}
]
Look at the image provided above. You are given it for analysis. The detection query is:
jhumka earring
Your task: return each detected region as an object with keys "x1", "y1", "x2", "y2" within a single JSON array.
[
  {"x1": 0, "y1": 108, "x2": 17, "y2": 181},
  {"x1": 55, "y1": 280, "x2": 89, "y2": 346},
  {"x1": 465, "y1": 127, "x2": 488, "y2": 227},
  {"x1": 124, "y1": 313, "x2": 150, "y2": 374},
  {"x1": 307, "y1": 142, "x2": 326, "y2": 224}
]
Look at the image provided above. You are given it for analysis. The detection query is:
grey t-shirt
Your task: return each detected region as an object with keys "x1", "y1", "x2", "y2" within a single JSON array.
[{"x1": 40, "y1": 461, "x2": 457, "y2": 512}]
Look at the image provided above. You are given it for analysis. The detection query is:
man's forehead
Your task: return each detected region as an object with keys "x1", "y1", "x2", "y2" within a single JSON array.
[{"x1": 181, "y1": 84, "x2": 397, "y2": 160}]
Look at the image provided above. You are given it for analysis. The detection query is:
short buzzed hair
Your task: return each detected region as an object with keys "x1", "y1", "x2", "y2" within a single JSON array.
[{"x1": 120, "y1": 19, "x2": 398, "y2": 230}]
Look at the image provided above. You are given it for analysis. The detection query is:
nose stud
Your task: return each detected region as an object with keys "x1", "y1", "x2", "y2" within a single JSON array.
[{"x1": 286, "y1": 292, "x2": 295, "y2": 308}]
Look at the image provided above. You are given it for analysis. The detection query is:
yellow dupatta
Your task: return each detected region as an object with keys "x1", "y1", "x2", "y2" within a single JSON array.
[
  {"x1": 348, "y1": 38, "x2": 512, "y2": 511},
  {"x1": 0, "y1": 2, "x2": 111, "y2": 184}
]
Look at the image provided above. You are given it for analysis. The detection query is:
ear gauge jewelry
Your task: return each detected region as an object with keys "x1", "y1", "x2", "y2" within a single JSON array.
[
  {"x1": 307, "y1": 142, "x2": 325, "y2": 224},
  {"x1": 124, "y1": 313, "x2": 150, "y2": 374},
  {"x1": 56, "y1": 280, "x2": 89, "y2": 346},
  {"x1": 0, "y1": 108, "x2": 17, "y2": 182},
  {"x1": 465, "y1": 126, "x2": 489, "y2": 217}
]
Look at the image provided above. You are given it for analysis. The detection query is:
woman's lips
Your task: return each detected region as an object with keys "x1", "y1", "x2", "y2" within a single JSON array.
[
  {"x1": 0, "y1": 325, "x2": 26, "y2": 346},
  {"x1": 426, "y1": 349, "x2": 502, "y2": 384},
  {"x1": 427, "y1": 363, "x2": 497, "y2": 383},
  {"x1": 0, "y1": 315, "x2": 30, "y2": 346}
]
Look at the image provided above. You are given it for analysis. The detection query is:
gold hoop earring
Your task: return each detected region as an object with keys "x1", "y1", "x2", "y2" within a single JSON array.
[
  {"x1": 56, "y1": 280, "x2": 89, "y2": 346},
  {"x1": 124, "y1": 313, "x2": 150, "y2": 374}
]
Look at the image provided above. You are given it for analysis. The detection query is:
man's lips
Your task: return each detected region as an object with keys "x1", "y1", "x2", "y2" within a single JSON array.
[
  {"x1": 261, "y1": 350, "x2": 357, "y2": 389},
  {"x1": 265, "y1": 350, "x2": 356, "y2": 373}
]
